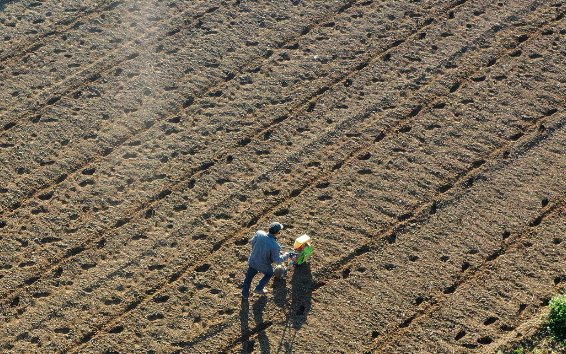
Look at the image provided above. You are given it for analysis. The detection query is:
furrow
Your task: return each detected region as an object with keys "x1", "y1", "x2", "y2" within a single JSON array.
[
  {"x1": 372, "y1": 206, "x2": 566, "y2": 353},
  {"x1": 0, "y1": 0, "x2": 222, "y2": 124},
  {"x1": 0, "y1": 0, "x2": 122, "y2": 64},
  {"x1": 0, "y1": 0, "x2": 364, "y2": 210}
]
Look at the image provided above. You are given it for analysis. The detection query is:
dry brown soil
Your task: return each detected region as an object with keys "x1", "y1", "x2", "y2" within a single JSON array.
[{"x1": 0, "y1": 0, "x2": 565, "y2": 353}]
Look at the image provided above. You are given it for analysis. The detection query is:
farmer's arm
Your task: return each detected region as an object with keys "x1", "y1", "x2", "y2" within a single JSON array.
[{"x1": 270, "y1": 243, "x2": 289, "y2": 264}]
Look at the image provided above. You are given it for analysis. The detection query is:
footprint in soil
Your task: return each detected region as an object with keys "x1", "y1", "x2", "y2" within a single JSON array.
[
  {"x1": 108, "y1": 325, "x2": 123, "y2": 334},
  {"x1": 383, "y1": 263, "x2": 396, "y2": 271},
  {"x1": 53, "y1": 267, "x2": 63, "y2": 278},
  {"x1": 541, "y1": 197, "x2": 549, "y2": 207},
  {"x1": 196, "y1": 264, "x2": 211, "y2": 272},
  {"x1": 147, "y1": 313, "x2": 164, "y2": 321},
  {"x1": 173, "y1": 204, "x2": 187, "y2": 212},
  {"x1": 263, "y1": 189, "x2": 280, "y2": 196},
  {"x1": 415, "y1": 295, "x2": 426, "y2": 305},
  {"x1": 429, "y1": 201, "x2": 438, "y2": 214},
  {"x1": 32, "y1": 291, "x2": 50, "y2": 298},
  {"x1": 82, "y1": 167, "x2": 96, "y2": 175},
  {"x1": 518, "y1": 303, "x2": 527, "y2": 314},
  {"x1": 3, "y1": 122, "x2": 16, "y2": 130},
  {"x1": 274, "y1": 208, "x2": 289, "y2": 216},
  {"x1": 455, "y1": 330, "x2": 466, "y2": 340},
  {"x1": 80, "y1": 263, "x2": 96, "y2": 270},
  {"x1": 24, "y1": 276, "x2": 39, "y2": 285},
  {"x1": 103, "y1": 297, "x2": 123, "y2": 306},
  {"x1": 193, "y1": 234, "x2": 207, "y2": 241},
  {"x1": 461, "y1": 343, "x2": 478, "y2": 349},
  {"x1": 78, "y1": 179, "x2": 95, "y2": 187},
  {"x1": 153, "y1": 295, "x2": 169, "y2": 303},
  {"x1": 54, "y1": 327, "x2": 71, "y2": 334},
  {"x1": 38, "y1": 191, "x2": 53, "y2": 200},
  {"x1": 148, "y1": 264, "x2": 166, "y2": 271},
  {"x1": 18, "y1": 261, "x2": 35, "y2": 268}
]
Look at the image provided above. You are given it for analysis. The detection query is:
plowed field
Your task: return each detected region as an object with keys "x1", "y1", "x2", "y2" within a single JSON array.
[{"x1": 0, "y1": 0, "x2": 565, "y2": 353}]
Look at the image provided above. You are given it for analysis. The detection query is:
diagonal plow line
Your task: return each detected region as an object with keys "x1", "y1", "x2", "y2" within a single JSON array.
[
  {"x1": 64, "y1": 36, "x2": 565, "y2": 354},
  {"x1": 312, "y1": 112, "x2": 566, "y2": 285},
  {"x1": 8, "y1": 0, "x2": 553, "y2": 216},
  {"x1": 0, "y1": 0, "x2": 452, "y2": 212},
  {"x1": 0, "y1": 0, "x2": 187, "y2": 128},
  {"x1": 0, "y1": 0, "x2": 371, "y2": 212},
  {"x1": 0, "y1": 0, "x2": 230, "y2": 128},
  {"x1": 364, "y1": 200, "x2": 566, "y2": 353},
  {"x1": 230, "y1": 281, "x2": 566, "y2": 354},
  {"x1": 478, "y1": 285, "x2": 566, "y2": 354},
  {"x1": 2, "y1": 0, "x2": 215, "y2": 125},
  {"x1": 0, "y1": 0, "x2": 381, "y2": 298},
  {"x1": 0, "y1": 0, "x2": 123, "y2": 64}
]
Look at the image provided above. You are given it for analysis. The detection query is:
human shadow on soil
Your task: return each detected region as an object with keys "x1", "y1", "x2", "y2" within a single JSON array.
[
  {"x1": 272, "y1": 275, "x2": 288, "y2": 308},
  {"x1": 275, "y1": 263, "x2": 313, "y2": 353},
  {"x1": 239, "y1": 264, "x2": 313, "y2": 354},
  {"x1": 240, "y1": 300, "x2": 252, "y2": 353},
  {"x1": 240, "y1": 296, "x2": 271, "y2": 354}
]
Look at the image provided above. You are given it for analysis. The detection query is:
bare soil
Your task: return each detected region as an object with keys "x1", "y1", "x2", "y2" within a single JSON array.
[{"x1": 0, "y1": 0, "x2": 564, "y2": 353}]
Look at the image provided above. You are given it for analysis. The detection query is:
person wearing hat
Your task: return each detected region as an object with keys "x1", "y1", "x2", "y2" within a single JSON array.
[{"x1": 241, "y1": 222, "x2": 290, "y2": 301}]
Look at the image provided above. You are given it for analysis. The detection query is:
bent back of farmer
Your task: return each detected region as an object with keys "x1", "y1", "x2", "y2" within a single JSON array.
[
  {"x1": 242, "y1": 222, "x2": 289, "y2": 301},
  {"x1": 249, "y1": 230, "x2": 285, "y2": 273}
]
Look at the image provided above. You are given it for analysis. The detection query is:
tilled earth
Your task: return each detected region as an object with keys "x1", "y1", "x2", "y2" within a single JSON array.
[{"x1": 0, "y1": 0, "x2": 565, "y2": 353}]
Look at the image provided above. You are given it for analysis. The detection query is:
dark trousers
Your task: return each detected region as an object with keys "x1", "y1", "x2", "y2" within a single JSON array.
[{"x1": 242, "y1": 266, "x2": 273, "y2": 298}]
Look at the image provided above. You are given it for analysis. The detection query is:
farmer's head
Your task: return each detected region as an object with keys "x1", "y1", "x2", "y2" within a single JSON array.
[{"x1": 268, "y1": 222, "x2": 283, "y2": 235}]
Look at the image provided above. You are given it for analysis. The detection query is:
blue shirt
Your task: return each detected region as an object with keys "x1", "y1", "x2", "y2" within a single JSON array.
[{"x1": 248, "y1": 230, "x2": 288, "y2": 273}]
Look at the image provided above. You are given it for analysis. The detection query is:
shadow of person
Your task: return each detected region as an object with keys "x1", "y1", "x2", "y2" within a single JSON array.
[
  {"x1": 240, "y1": 279, "x2": 284, "y2": 354},
  {"x1": 272, "y1": 276, "x2": 288, "y2": 309},
  {"x1": 253, "y1": 296, "x2": 271, "y2": 353},
  {"x1": 239, "y1": 299, "x2": 252, "y2": 354},
  {"x1": 289, "y1": 263, "x2": 313, "y2": 329},
  {"x1": 275, "y1": 263, "x2": 313, "y2": 353}
]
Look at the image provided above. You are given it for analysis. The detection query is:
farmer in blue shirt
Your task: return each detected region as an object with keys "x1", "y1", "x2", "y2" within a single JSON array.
[{"x1": 242, "y1": 222, "x2": 290, "y2": 300}]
